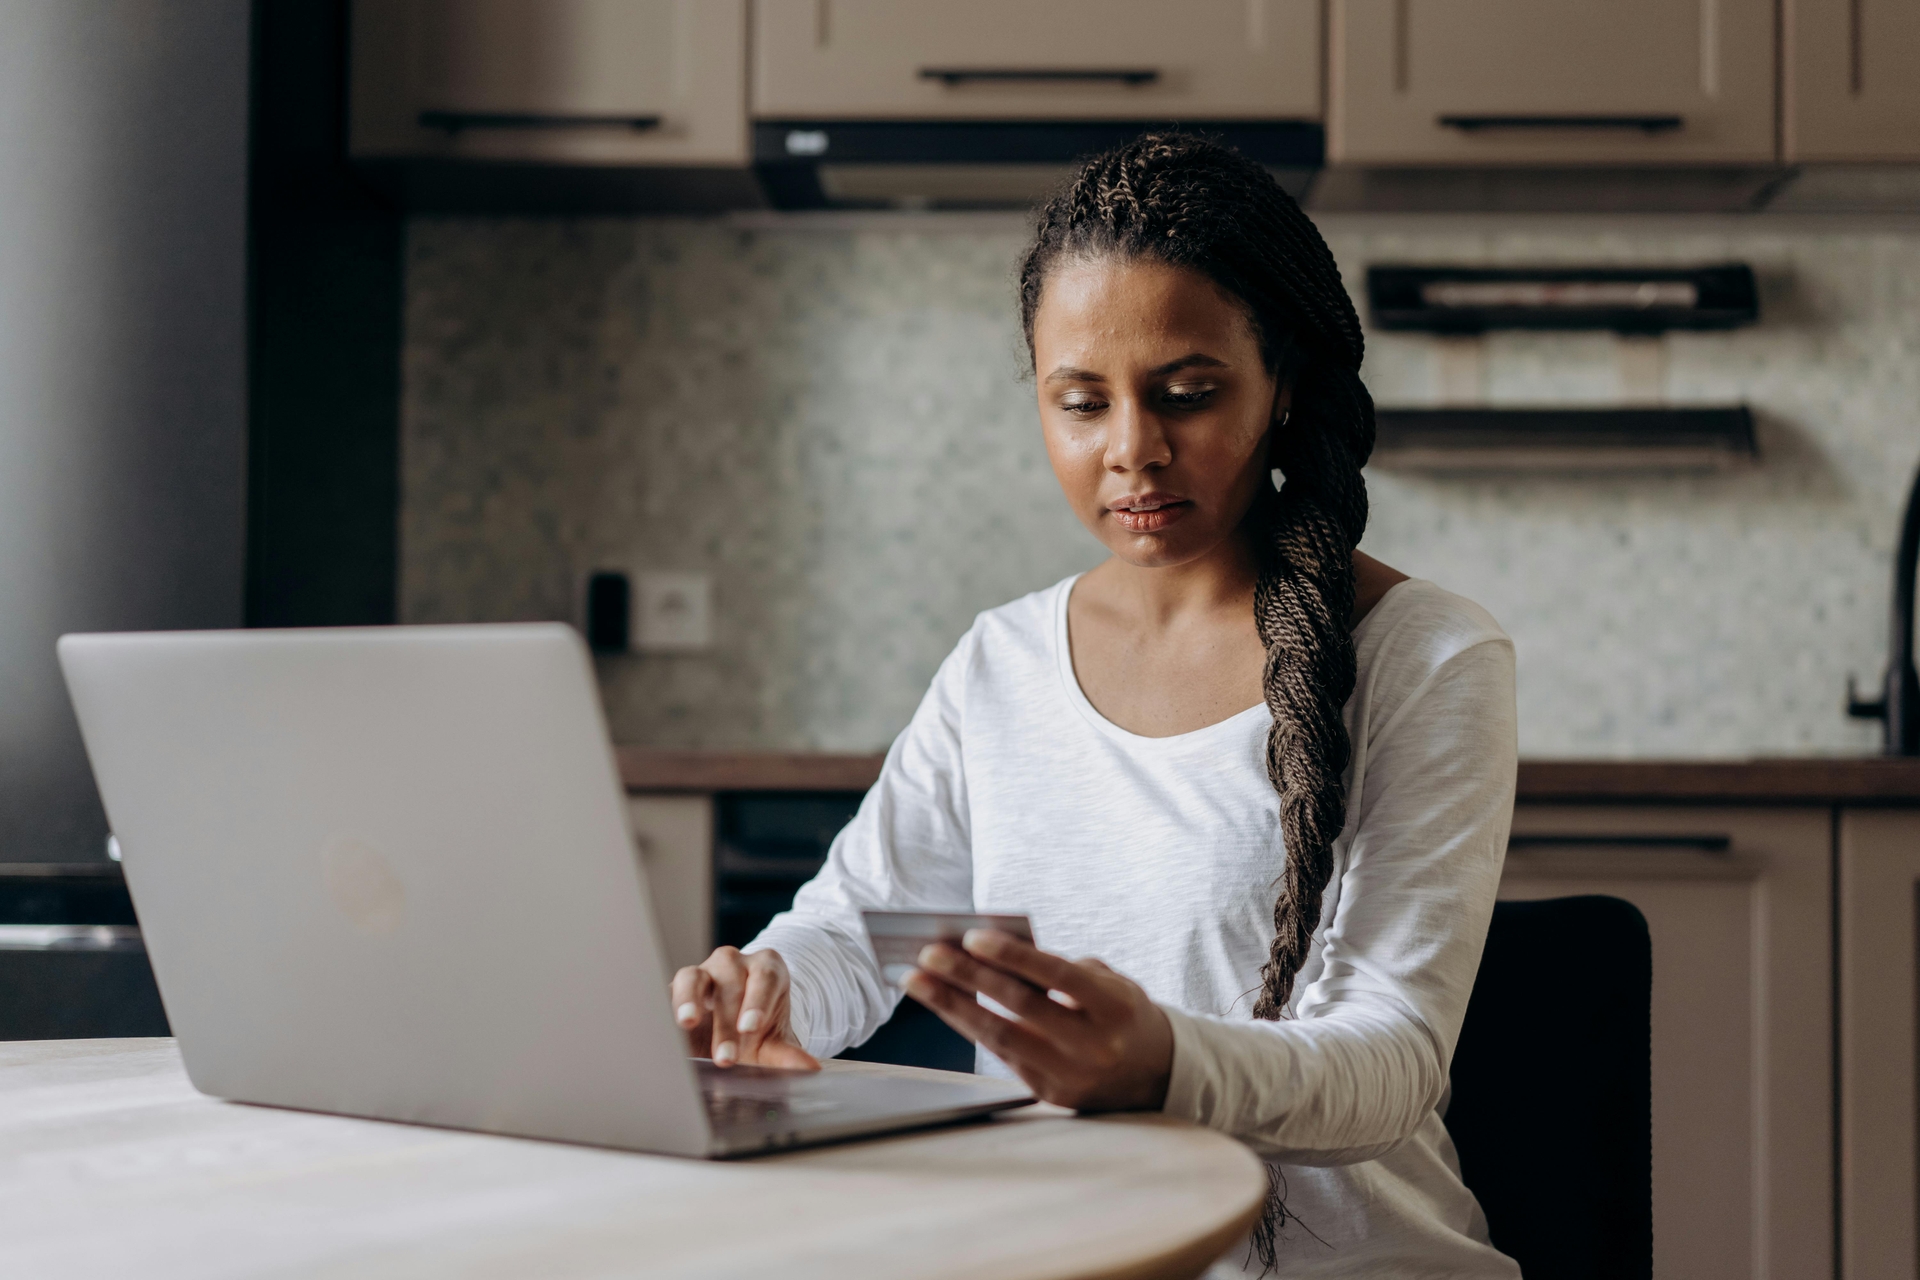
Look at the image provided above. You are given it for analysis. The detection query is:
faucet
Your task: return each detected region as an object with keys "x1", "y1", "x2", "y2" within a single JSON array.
[{"x1": 1848, "y1": 454, "x2": 1920, "y2": 755}]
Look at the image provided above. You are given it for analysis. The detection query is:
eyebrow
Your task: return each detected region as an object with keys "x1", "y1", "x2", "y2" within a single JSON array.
[{"x1": 1043, "y1": 353, "x2": 1230, "y2": 384}]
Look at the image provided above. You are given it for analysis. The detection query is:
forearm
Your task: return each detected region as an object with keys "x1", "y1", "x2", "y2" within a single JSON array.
[{"x1": 1160, "y1": 1004, "x2": 1448, "y2": 1163}]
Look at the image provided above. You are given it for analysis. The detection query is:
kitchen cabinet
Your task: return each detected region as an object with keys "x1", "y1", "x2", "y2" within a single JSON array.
[
  {"x1": 751, "y1": 0, "x2": 1320, "y2": 121},
  {"x1": 1327, "y1": 0, "x2": 1776, "y2": 165},
  {"x1": 350, "y1": 0, "x2": 748, "y2": 166},
  {"x1": 1785, "y1": 0, "x2": 1920, "y2": 161},
  {"x1": 628, "y1": 795, "x2": 713, "y2": 974},
  {"x1": 1500, "y1": 805, "x2": 1831, "y2": 1280},
  {"x1": 1838, "y1": 808, "x2": 1920, "y2": 1280}
]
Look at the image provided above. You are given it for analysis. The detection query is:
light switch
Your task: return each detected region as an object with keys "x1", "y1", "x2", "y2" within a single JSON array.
[{"x1": 636, "y1": 571, "x2": 712, "y2": 652}]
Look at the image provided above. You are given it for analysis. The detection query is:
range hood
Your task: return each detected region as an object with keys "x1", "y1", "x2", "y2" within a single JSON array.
[
  {"x1": 751, "y1": 120, "x2": 1322, "y2": 211},
  {"x1": 745, "y1": 121, "x2": 1835, "y2": 215}
]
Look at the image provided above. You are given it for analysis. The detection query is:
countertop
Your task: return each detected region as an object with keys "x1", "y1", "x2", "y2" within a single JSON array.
[{"x1": 617, "y1": 747, "x2": 1920, "y2": 804}]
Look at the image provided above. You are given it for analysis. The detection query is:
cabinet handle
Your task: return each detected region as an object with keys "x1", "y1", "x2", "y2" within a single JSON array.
[
  {"x1": 1438, "y1": 114, "x2": 1684, "y2": 135},
  {"x1": 418, "y1": 111, "x2": 664, "y2": 135},
  {"x1": 918, "y1": 67, "x2": 1160, "y2": 87},
  {"x1": 1509, "y1": 833, "x2": 1731, "y2": 852}
]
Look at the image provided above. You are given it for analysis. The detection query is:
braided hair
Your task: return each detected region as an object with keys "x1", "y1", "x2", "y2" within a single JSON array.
[{"x1": 1018, "y1": 134, "x2": 1376, "y2": 1023}]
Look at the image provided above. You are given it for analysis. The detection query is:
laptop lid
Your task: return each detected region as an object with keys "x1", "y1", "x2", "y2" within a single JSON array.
[{"x1": 58, "y1": 624, "x2": 712, "y2": 1157}]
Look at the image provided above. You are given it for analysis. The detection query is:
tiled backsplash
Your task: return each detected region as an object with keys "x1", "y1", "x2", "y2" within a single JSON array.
[{"x1": 402, "y1": 212, "x2": 1920, "y2": 757}]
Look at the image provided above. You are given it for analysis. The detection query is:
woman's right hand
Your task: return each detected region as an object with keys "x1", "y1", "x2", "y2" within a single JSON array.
[{"x1": 670, "y1": 946, "x2": 820, "y2": 1070}]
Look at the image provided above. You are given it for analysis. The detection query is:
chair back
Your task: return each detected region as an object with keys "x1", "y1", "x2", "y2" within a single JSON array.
[{"x1": 1447, "y1": 895, "x2": 1653, "y2": 1280}]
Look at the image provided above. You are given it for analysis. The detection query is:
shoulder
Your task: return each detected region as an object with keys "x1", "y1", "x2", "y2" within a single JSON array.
[
  {"x1": 1352, "y1": 580, "x2": 1514, "y2": 724},
  {"x1": 1357, "y1": 579, "x2": 1509, "y2": 669},
  {"x1": 921, "y1": 575, "x2": 1076, "y2": 706},
  {"x1": 950, "y1": 575, "x2": 1075, "y2": 666}
]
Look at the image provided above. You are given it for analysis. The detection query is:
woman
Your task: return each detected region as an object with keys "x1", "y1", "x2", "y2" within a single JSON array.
[{"x1": 670, "y1": 134, "x2": 1518, "y2": 1278}]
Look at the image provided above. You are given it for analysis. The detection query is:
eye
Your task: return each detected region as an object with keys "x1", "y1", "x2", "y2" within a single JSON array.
[
  {"x1": 1058, "y1": 392, "x2": 1108, "y2": 416},
  {"x1": 1161, "y1": 383, "x2": 1218, "y2": 408}
]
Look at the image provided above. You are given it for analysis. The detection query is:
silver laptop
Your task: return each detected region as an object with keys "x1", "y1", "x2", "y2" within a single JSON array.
[{"x1": 58, "y1": 623, "x2": 1031, "y2": 1157}]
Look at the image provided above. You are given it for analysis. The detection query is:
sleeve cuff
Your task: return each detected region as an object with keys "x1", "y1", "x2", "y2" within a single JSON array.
[
  {"x1": 1159, "y1": 1003, "x2": 1222, "y2": 1127},
  {"x1": 745, "y1": 928, "x2": 859, "y2": 1059}
]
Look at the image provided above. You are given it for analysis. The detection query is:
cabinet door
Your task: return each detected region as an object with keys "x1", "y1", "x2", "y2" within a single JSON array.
[
  {"x1": 1501, "y1": 806, "x2": 1831, "y2": 1280},
  {"x1": 752, "y1": 0, "x2": 1319, "y2": 121},
  {"x1": 1786, "y1": 0, "x2": 1920, "y2": 161},
  {"x1": 350, "y1": 0, "x2": 747, "y2": 165},
  {"x1": 1329, "y1": 0, "x2": 1776, "y2": 164},
  {"x1": 628, "y1": 795, "x2": 714, "y2": 974},
  {"x1": 1838, "y1": 808, "x2": 1920, "y2": 1279}
]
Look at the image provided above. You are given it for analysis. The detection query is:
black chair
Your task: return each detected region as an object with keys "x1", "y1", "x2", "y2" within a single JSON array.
[{"x1": 1446, "y1": 896, "x2": 1653, "y2": 1280}]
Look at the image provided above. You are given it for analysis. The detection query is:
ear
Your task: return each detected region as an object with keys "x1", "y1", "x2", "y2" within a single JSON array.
[{"x1": 1266, "y1": 382, "x2": 1294, "y2": 467}]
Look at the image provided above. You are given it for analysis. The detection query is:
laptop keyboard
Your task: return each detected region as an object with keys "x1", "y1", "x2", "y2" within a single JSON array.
[
  {"x1": 703, "y1": 1088, "x2": 792, "y2": 1131},
  {"x1": 700, "y1": 1068, "x2": 842, "y2": 1133}
]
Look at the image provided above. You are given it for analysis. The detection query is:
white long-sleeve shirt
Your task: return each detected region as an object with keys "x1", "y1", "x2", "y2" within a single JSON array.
[{"x1": 750, "y1": 575, "x2": 1520, "y2": 1277}]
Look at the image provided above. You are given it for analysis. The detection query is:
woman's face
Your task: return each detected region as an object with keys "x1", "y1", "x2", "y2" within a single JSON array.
[{"x1": 1032, "y1": 255, "x2": 1287, "y2": 571}]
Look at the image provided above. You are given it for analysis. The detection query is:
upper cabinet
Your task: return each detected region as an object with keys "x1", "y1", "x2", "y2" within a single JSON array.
[
  {"x1": 344, "y1": 0, "x2": 1920, "y2": 212},
  {"x1": 1328, "y1": 0, "x2": 1776, "y2": 165},
  {"x1": 752, "y1": 0, "x2": 1321, "y2": 121},
  {"x1": 1785, "y1": 0, "x2": 1920, "y2": 161},
  {"x1": 350, "y1": 0, "x2": 748, "y2": 166}
]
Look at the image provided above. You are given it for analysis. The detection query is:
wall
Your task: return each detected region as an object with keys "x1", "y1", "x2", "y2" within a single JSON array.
[
  {"x1": 401, "y1": 212, "x2": 1920, "y2": 759},
  {"x1": 0, "y1": 1, "x2": 250, "y2": 860}
]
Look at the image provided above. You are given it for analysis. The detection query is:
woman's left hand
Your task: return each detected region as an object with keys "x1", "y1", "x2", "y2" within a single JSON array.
[{"x1": 904, "y1": 929, "x2": 1174, "y2": 1112}]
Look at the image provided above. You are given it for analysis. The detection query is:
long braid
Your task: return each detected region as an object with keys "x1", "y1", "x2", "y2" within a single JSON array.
[
  {"x1": 1019, "y1": 133, "x2": 1373, "y2": 1268},
  {"x1": 1249, "y1": 358, "x2": 1371, "y2": 1018}
]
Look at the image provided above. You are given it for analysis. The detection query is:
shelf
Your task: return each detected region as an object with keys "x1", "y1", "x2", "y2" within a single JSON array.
[
  {"x1": 1367, "y1": 264, "x2": 1760, "y2": 334},
  {"x1": 1371, "y1": 406, "x2": 1758, "y2": 472}
]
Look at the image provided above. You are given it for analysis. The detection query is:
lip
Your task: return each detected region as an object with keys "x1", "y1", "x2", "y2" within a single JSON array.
[{"x1": 1107, "y1": 491, "x2": 1193, "y2": 534}]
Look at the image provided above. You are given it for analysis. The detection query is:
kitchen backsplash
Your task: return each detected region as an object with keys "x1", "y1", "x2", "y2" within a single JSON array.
[{"x1": 402, "y1": 212, "x2": 1920, "y2": 757}]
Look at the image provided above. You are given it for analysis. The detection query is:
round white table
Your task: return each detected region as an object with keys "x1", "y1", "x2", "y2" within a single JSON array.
[{"x1": 2, "y1": 1039, "x2": 1266, "y2": 1280}]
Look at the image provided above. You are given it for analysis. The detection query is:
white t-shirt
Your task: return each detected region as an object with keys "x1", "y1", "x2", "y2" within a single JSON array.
[{"x1": 750, "y1": 574, "x2": 1520, "y2": 1278}]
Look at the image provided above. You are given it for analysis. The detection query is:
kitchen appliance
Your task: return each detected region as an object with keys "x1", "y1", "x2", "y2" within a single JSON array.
[
  {"x1": 0, "y1": 863, "x2": 167, "y2": 1040},
  {"x1": 752, "y1": 119, "x2": 1319, "y2": 211},
  {"x1": 0, "y1": 0, "x2": 248, "y2": 863}
]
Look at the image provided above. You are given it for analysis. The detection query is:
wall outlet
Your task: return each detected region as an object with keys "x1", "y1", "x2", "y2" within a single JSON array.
[{"x1": 636, "y1": 571, "x2": 712, "y2": 652}]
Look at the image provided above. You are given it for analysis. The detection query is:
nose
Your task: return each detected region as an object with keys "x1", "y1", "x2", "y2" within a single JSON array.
[{"x1": 1103, "y1": 398, "x2": 1172, "y2": 474}]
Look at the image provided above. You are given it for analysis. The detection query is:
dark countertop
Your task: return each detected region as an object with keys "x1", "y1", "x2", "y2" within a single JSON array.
[
  {"x1": 618, "y1": 747, "x2": 1920, "y2": 804},
  {"x1": 618, "y1": 748, "x2": 888, "y2": 794},
  {"x1": 1514, "y1": 758, "x2": 1920, "y2": 803}
]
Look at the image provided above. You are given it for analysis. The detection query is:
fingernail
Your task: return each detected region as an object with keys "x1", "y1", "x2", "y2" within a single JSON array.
[
  {"x1": 903, "y1": 971, "x2": 930, "y2": 998},
  {"x1": 962, "y1": 929, "x2": 988, "y2": 950},
  {"x1": 918, "y1": 944, "x2": 941, "y2": 968},
  {"x1": 714, "y1": 1041, "x2": 737, "y2": 1065},
  {"x1": 737, "y1": 1009, "x2": 762, "y2": 1033},
  {"x1": 676, "y1": 1003, "x2": 698, "y2": 1026}
]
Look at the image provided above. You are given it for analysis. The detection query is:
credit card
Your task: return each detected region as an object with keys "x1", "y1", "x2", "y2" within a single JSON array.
[{"x1": 861, "y1": 910, "x2": 1034, "y2": 987}]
